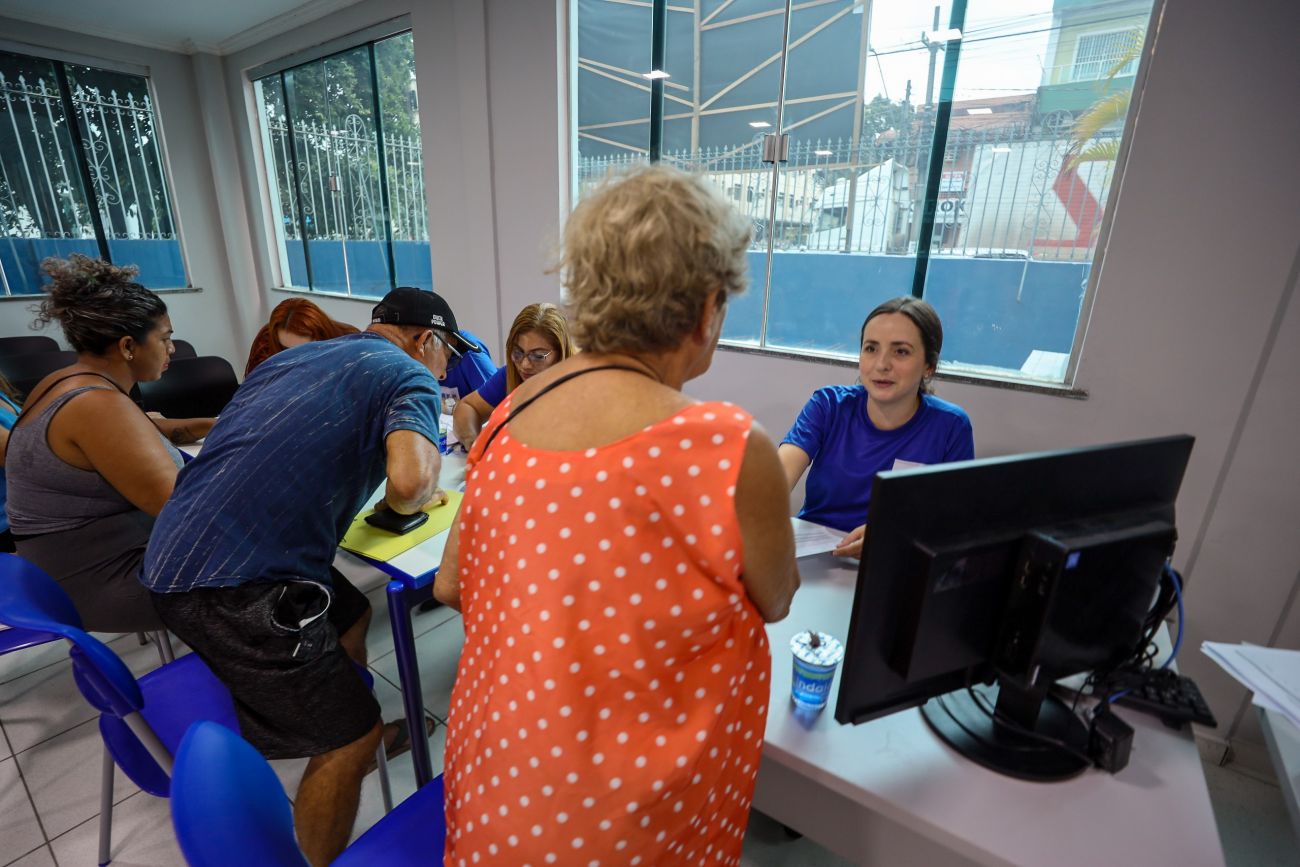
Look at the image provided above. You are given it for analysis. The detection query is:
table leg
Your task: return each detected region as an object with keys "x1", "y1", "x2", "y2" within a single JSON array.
[{"x1": 387, "y1": 579, "x2": 435, "y2": 788}]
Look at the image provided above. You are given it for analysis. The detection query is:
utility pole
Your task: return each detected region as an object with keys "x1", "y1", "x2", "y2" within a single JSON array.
[{"x1": 922, "y1": 6, "x2": 941, "y2": 107}]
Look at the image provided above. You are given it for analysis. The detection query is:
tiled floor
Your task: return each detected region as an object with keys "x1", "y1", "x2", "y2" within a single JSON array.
[{"x1": 1, "y1": 552, "x2": 1296, "y2": 866}]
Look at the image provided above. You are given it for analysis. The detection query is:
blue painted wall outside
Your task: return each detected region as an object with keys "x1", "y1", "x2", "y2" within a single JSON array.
[
  {"x1": 1, "y1": 238, "x2": 187, "y2": 295},
  {"x1": 723, "y1": 252, "x2": 1089, "y2": 372},
  {"x1": 285, "y1": 240, "x2": 435, "y2": 298},
  {"x1": 4, "y1": 236, "x2": 1085, "y2": 373}
]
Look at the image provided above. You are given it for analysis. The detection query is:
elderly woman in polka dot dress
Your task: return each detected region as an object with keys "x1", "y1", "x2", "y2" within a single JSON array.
[{"x1": 434, "y1": 164, "x2": 801, "y2": 866}]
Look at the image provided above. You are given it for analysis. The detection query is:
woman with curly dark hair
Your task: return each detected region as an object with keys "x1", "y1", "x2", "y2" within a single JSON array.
[{"x1": 5, "y1": 255, "x2": 212, "y2": 631}]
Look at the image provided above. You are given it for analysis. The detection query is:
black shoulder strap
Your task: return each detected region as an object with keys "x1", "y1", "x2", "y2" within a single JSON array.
[
  {"x1": 21, "y1": 371, "x2": 124, "y2": 415},
  {"x1": 478, "y1": 364, "x2": 654, "y2": 457}
]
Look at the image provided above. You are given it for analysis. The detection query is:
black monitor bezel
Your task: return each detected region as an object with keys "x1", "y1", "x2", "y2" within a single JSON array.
[{"x1": 833, "y1": 434, "x2": 1195, "y2": 726}]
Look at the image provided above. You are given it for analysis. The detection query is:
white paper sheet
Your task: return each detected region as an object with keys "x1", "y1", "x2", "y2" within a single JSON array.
[
  {"x1": 1203, "y1": 642, "x2": 1300, "y2": 729},
  {"x1": 791, "y1": 517, "x2": 845, "y2": 559}
]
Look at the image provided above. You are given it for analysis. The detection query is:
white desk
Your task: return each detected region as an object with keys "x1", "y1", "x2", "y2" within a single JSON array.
[
  {"x1": 353, "y1": 448, "x2": 464, "y2": 787},
  {"x1": 356, "y1": 449, "x2": 465, "y2": 577},
  {"x1": 1258, "y1": 705, "x2": 1300, "y2": 845},
  {"x1": 753, "y1": 552, "x2": 1227, "y2": 867}
]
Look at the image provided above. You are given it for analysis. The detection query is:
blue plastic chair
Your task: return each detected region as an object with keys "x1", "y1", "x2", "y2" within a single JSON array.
[
  {"x1": 0, "y1": 553, "x2": 240, "y2": 865},
  {"x1": 0, "y1": 623, "x2": 60, "y2": 656},
  {"x1": 173, "y1": 720, "x2": 445, "y2": 866},
  {"x1": 0, "y1": 554, "x2": 395, "y2": 864}
]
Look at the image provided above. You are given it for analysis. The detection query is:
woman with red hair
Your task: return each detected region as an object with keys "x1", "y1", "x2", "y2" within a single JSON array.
[{"x1": 244, "y1": 298, "x2": 359, "y2": 375}]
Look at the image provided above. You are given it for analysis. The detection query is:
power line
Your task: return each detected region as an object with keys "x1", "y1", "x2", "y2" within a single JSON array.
[{"x1": 869, "y1": 13, "x2": 1145, "y2": 58}]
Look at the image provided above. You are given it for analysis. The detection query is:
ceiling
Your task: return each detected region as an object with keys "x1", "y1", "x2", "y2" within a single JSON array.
[{"x1": 0, "y1": 0, "x2": 365, "y2": 56}]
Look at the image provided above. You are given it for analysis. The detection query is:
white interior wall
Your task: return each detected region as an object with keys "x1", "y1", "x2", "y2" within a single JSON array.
[
  {"x1": 0, "y1": 17, "x2": 244, "y2": 364},
  {"x1": 1184, "y1": 247, "x2": 1299, "y2": 754}
]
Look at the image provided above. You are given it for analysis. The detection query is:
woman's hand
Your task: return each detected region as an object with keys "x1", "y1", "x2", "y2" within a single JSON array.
[
  {"x1": 149, "y1": 414, "x2": 216, "y2": 444},
  {"x1": 833, "y1": 524, "x2": 867, "y2": 559},
  {"x1": 452, "y1": 391, "x2": 493, "y2": 454}
]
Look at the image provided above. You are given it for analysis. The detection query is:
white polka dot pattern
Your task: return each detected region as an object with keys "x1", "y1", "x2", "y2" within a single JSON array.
[{"x1": 444, "y1": 401, "x2": 768, "y2": 866}]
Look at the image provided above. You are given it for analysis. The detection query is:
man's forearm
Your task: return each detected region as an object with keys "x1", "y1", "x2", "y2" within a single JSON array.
[{"x1": 384, "y1": 455, "x2": 443, "y2": 514}]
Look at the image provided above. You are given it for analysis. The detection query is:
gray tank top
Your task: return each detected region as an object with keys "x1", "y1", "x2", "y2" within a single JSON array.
[{"x1": 5, "y1": 385, "x2": 184, "y2": 535}]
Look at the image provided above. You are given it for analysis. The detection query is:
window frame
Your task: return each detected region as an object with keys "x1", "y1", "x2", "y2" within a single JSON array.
[
  {"x1": 1069, "y1": 28, "x2": 1142, "y2": 84},
  {"x1": 0, "y1": 41, "x2": 192, "y2": 295},
  {"x1": 246, "y1": 17, "x2": 426, "y2": 298},
  {"x1": 563, "y1": 0, "x2": 1165, "y2": 394}
]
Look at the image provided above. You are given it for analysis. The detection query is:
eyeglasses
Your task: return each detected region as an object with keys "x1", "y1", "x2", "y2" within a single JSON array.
[
  {"x1": 431, "y1": 332, "x2": 464, "y2": 370},
  {"x1": 510, "y1": 347, "x2": 554, "y2": 366}
]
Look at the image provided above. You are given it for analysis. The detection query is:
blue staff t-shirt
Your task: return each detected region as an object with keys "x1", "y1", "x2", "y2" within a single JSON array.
[
  {"x1": 477, "y1": 365, "x2": 508, "y2": 407},
  {"x1": 439, "y1": 329, "x2": 496, "y2": 403},
  {"x1": 782, "y1": 385, "x2": 974, "y2": 533},
  {"x1": 142, "y1": 332, "x2": 441, "y2": 593}
]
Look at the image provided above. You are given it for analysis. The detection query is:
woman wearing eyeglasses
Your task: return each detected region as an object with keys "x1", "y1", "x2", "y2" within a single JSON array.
[{"x1": 451, "y1": 302, "x2": 575, "y2": 451}]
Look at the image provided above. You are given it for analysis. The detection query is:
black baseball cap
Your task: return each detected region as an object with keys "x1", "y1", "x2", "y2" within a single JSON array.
[{"x1": 371, "y1": 286, "x2": 473, "y2": 352}]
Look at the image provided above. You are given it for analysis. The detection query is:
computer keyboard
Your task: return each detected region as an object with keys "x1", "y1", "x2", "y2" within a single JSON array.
[{"x1": 1098, "y1": 668, "x2": 1217, "y2": 729}]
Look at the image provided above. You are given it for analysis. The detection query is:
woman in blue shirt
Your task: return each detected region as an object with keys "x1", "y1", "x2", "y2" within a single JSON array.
[{"x1": 779, "y1": 297, "x2": 974, "y2": 557}]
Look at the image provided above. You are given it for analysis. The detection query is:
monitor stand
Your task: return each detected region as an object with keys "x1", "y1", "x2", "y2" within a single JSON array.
[{"x1": 920, "y1": 681, "x2": 1091, "y2": 782}]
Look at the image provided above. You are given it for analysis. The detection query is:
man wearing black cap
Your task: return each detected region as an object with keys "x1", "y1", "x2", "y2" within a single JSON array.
[{"x1": 141, "y1": 286, "x2": 460, "y2": 865}]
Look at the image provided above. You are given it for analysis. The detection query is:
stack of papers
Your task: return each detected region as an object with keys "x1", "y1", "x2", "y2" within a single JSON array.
[
  {"x1": 1202, "y1": 642, "x2": 1300, "y2": 729},
  {"x1": 791, "y1": 517, "x2": 845, "y2": 559}
]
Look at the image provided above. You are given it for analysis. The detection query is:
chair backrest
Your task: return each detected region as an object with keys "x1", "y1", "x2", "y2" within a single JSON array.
[
  {"x1": 0, "y1": 350, "x2": 77, "y2": 400},
  {"x1": 139, "y1": 356, "x2": 240, "y2": 418},
  {"x1": 172, "y1": 721, "x2": 311, "y2": 867},
  {"x1": 171, "y1": 339, "x2": 198, "y2": 359},
  {"x1": 0, "y1": 554, "x2": 145, "y2": 716},
  {"x1": 0, "y1": 335, "x2": 60, "y2": 356}
]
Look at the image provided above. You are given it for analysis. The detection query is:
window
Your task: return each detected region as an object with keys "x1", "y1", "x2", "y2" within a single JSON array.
[
  {"x1": 253, "y1": 30, "x2": 429, "y2": 298},
  {"x1": 0, "y1": 49, "x2": 186, "y2": 295},
  {"x1": 1071, "y1": 31, "x2": 1141, "y2": 83},
  {"x1": 570, "y1": 0, "x2": 1156, "y2": 385}
]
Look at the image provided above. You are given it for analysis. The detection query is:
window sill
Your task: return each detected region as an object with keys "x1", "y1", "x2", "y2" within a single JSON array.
[
  {"x1": 271, "y1": 286, "x2": 382, "y2": 305},
  {"x1": 716, "y1": 341, "x2": 1089, "y2": 400},
  {"x1": 1, "y1": 286, "x2": 201, "y2": 301}
]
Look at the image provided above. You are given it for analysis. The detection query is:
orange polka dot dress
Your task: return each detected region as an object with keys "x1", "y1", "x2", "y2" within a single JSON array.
[{"x1": 443, "y1": 399, "x2": 771, "y2": 867}]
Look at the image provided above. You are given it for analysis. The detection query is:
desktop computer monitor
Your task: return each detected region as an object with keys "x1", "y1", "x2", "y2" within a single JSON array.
[{"x1": 833, "y1": 435, "x2": 1194, "y2": 781}]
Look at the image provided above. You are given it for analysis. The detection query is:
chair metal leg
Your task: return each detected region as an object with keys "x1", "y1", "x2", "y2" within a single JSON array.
[
  {"x1": 136, "y1": 631, "x2": 148, "y2": 646},
  {"x1": 98, "y1": 745, "x2": 115, "y2": 866},
  {"x1": 151, "y1": 633, "x2": 168, "y2": 667},
  {"x1": 157, "y1": 630, "x2": 176, "y2": 664},
  {"x1": 375, "y1": 744, "x2": 394, "y2": 814}
]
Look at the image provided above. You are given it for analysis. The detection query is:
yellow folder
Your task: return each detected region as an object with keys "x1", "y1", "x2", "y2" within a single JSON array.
[{"x1": 339, "y1": 491, "x2": 463, "y2": 562}]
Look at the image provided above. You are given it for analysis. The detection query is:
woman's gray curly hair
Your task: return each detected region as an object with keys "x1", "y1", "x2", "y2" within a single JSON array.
[{"x1": 559, "y1": 164, "x2": 751, "y2": 354}]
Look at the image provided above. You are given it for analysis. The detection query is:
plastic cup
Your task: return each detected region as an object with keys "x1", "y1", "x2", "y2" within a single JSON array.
[{"x1": 790, "y1": 631, "x2": 845, "y2": 712}]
